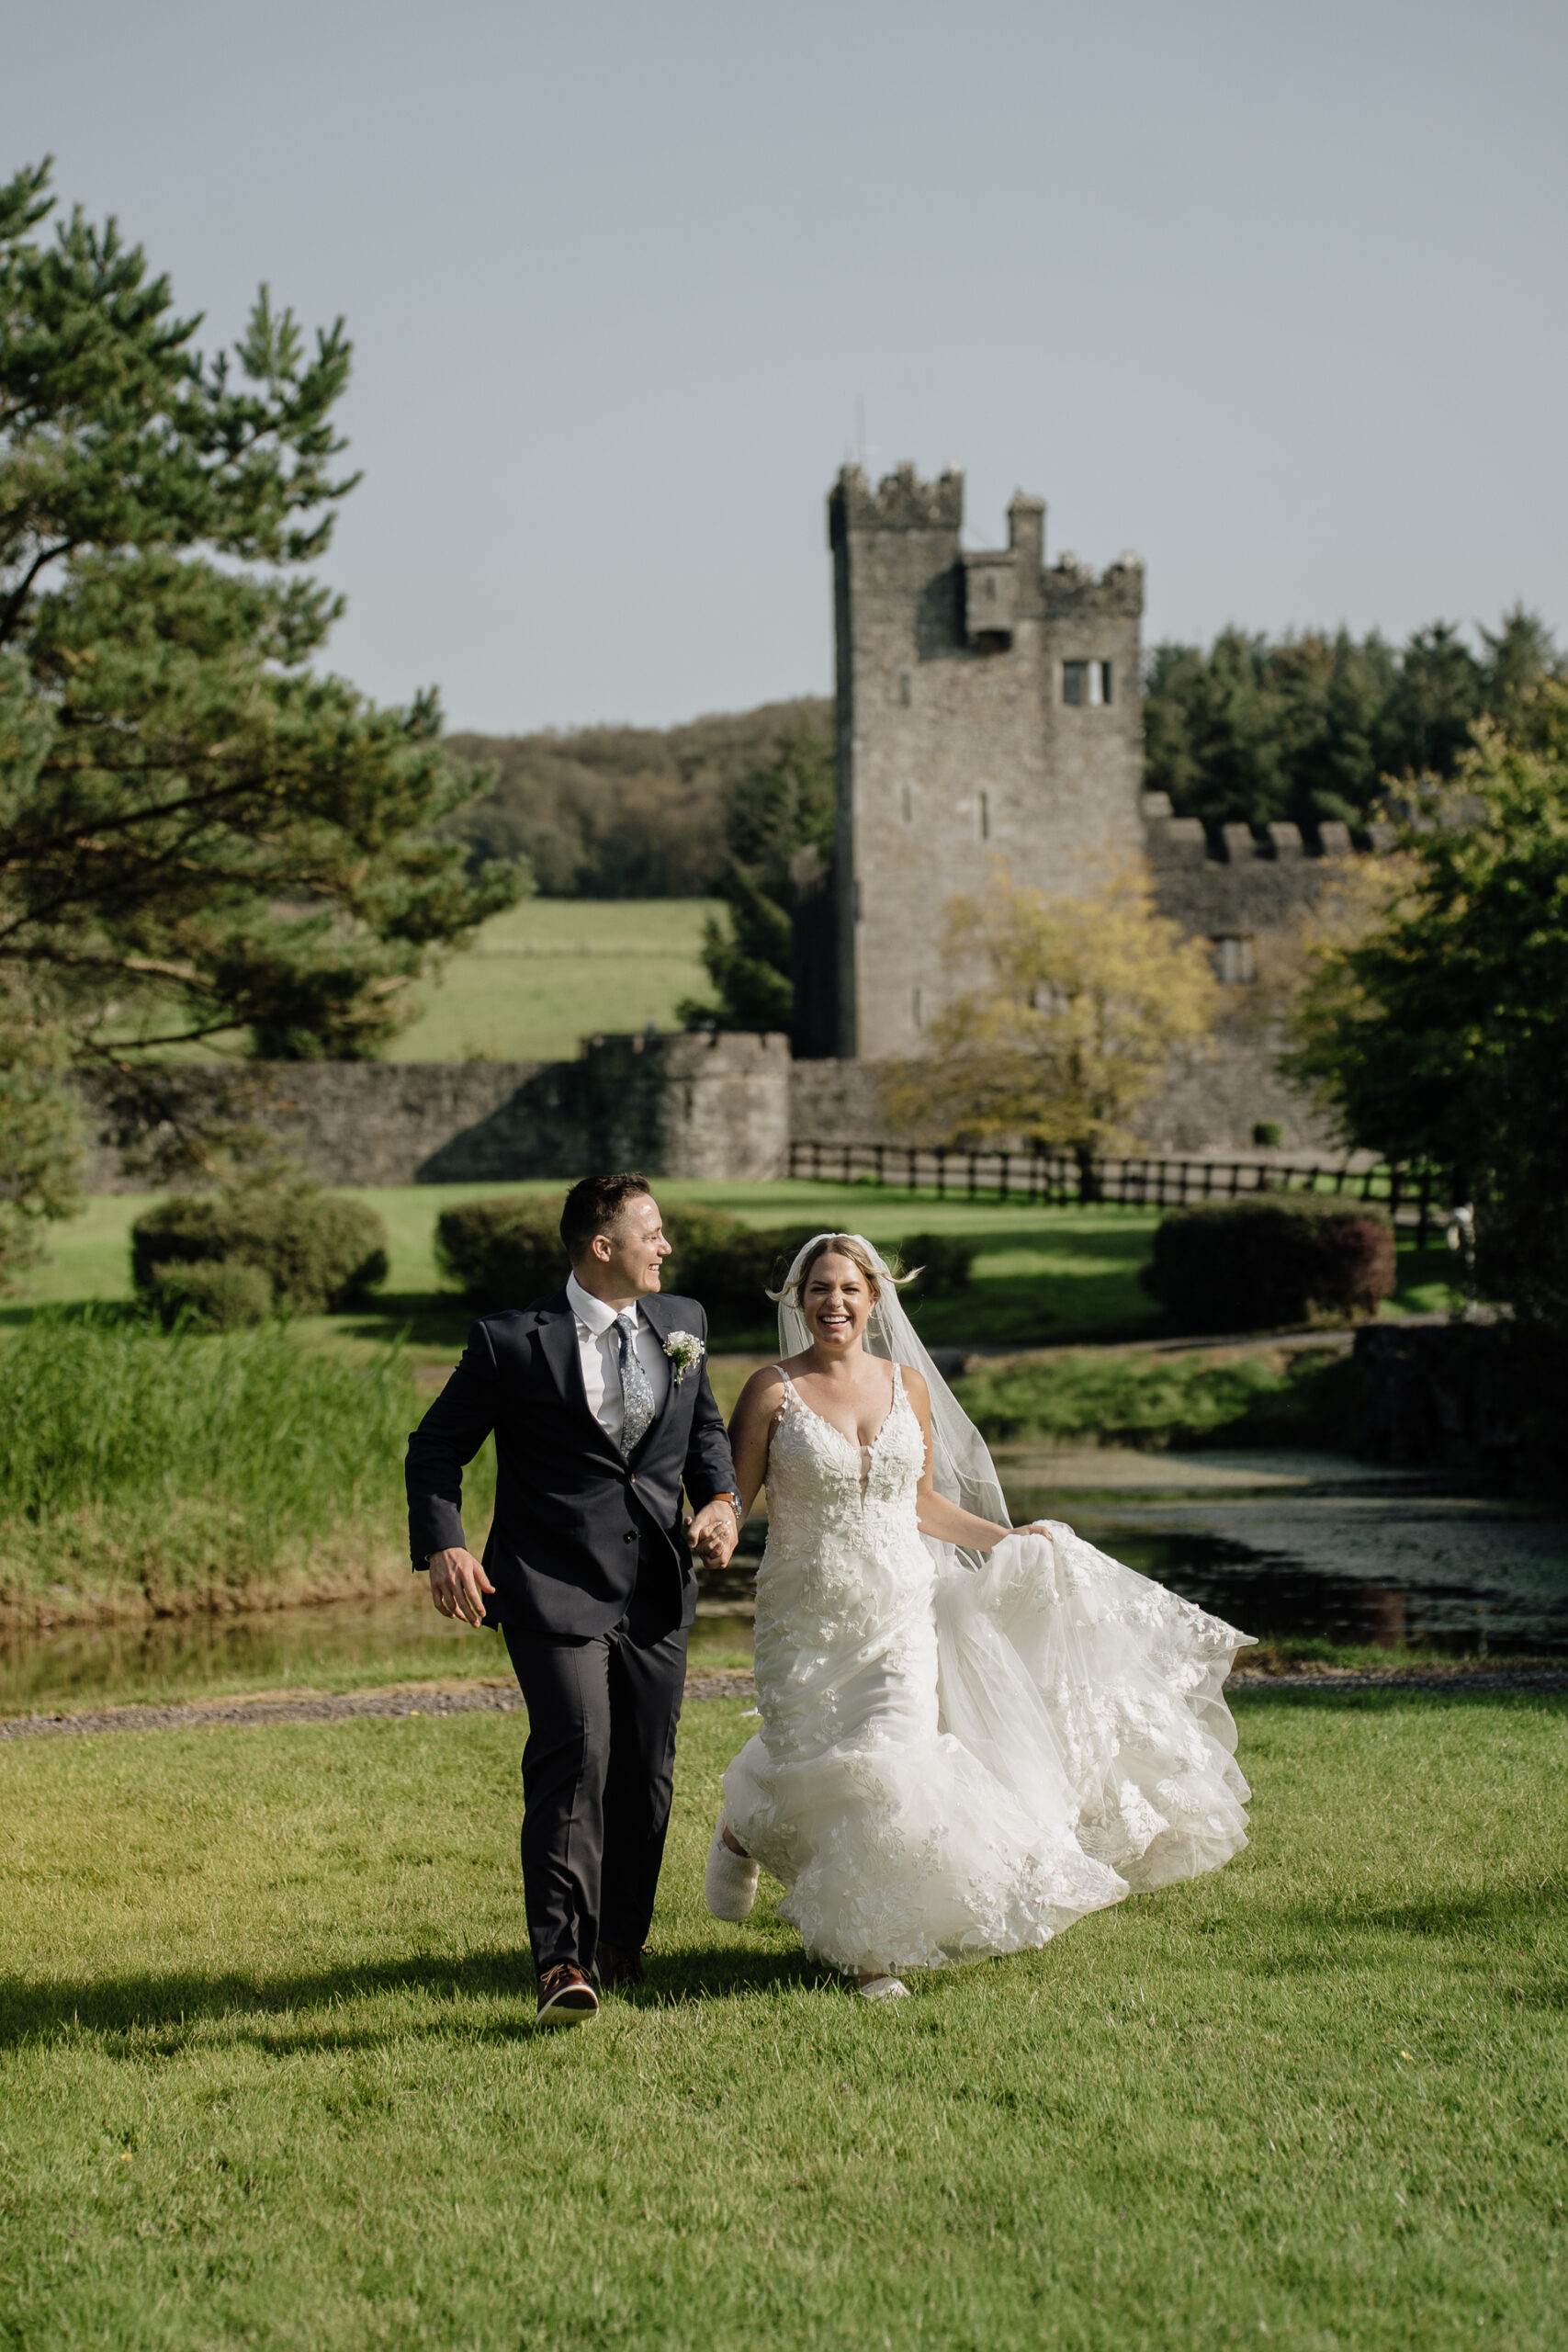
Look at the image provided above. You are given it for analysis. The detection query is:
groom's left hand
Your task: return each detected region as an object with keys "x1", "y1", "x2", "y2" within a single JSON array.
[{"x1": 686, "y1": 1498, "x2": 738, "y2": 1572}]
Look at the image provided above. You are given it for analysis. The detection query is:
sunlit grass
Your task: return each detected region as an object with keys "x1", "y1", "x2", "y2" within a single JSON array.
[{"x1": 0, "y1": 1691, "x2": 1562, "y2": 2350}]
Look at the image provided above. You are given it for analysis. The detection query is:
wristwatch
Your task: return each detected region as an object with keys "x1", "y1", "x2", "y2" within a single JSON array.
[{"x1": 715, "y1": 1489, "x2": 743, "y2": 1521}]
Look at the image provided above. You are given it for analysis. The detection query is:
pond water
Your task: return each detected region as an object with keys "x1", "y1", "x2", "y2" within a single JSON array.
[
  {"x1": 5, "y1": 1479, "x2": 1566, "y2": 1718},
  {"x1": 1025, "y1": 1490, "x2": 1568, "y2": 1657}
]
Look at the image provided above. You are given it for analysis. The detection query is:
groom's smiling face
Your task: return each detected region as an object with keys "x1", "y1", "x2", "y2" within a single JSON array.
[{"x1": 578, "y1": 1190, "x2": 671, "y2": 1303}]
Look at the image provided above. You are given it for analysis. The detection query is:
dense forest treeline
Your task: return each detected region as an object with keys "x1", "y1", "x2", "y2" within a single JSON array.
[
  {"x1": 447, "y1": 609, "x2": 1561, "y2": 898},
  {"x1": 445, "y1": 698, "x2": 831, "y2": 898}
]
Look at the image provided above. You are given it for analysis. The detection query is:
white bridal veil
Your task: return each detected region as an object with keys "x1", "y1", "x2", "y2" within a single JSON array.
[{"x1": 773, "y1": 1231, "x2": 1010, "y2": 1562}]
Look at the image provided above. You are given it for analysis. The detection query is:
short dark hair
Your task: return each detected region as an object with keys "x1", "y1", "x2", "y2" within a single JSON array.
[{"x1": 559, "y1": 1171, "x2": 653, "y2": 1261}]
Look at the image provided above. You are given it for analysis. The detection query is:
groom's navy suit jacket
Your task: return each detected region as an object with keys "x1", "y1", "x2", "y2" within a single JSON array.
[{"x1": 404, "y1": 1287, "x2": 736, "y2": 1638}]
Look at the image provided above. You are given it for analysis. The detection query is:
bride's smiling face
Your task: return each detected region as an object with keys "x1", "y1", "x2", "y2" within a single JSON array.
[{"x1": 801, "y1": 1253, "x2": 874, "y2": 1352}]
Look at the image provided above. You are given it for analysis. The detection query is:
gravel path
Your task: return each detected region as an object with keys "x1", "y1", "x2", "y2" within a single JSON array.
[
  {"x1": 2, "y1": 1663, "x2": 1563, "y2": 1743},
  {"x1": 0, "y1": 1669, "x2": 758, "y2": 1743}
]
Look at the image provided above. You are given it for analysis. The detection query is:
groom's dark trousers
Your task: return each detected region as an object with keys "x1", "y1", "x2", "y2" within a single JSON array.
[{"x1": 404, "y1": 1288, "x2": 736, "y2": 1976}]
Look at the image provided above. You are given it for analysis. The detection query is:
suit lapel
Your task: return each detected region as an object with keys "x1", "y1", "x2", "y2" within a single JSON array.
[{"x1": 536, "y1": 1294, "x2": 606, "y2": 1442}]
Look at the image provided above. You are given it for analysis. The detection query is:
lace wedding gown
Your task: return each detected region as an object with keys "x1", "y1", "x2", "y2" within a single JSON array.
[{"x1": 721, "y1": 1363, "x2": 1254, "y2": 1976}]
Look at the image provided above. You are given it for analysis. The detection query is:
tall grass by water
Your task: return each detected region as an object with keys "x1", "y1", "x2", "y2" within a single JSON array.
[{"x1": 0, "y1": 1315, "x2": 468, "y2": 1623}]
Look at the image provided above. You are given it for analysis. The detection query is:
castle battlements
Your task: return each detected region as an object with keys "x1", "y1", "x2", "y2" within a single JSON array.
[
  {"x1": 815, "y1": 461, "x2": 1145, "y2": 1059},
  {"x1": 804, "y1": 458, "x2": 1383, "y2": 1064}
]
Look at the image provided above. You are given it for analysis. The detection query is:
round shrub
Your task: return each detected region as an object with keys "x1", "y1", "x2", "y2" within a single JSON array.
[
  {"x1": 145, "y1": 1258, "x2": 273, "y2": 1331},
  {"x1": 898, "y1": 1232, "x2": 975, "y2": 1298},
  {"x1": 1139, "y1": 1195, "x2": 1396, "y2": 1333},
  {"x1": 131, "y1": 1183, "x2": 389, "y2": 1317},
  {"x1": 434, "y1": 1193, "x2": 570, "y2": 1308}
]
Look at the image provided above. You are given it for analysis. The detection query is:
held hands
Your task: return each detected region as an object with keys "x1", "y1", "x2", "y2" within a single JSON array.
[
  {"x1": 686, "y1": 1497, "x2": 739, "y2": 1572},
  {"x1": 427, "y1": 1546, "x2": 495, "y2": 1626}
]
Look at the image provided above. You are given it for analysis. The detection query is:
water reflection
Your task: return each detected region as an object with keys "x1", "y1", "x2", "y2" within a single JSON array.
[
  {"x1": 1044, "y1": 1509, "x2": 1568, "y2": 1657},
  {"x1": 0, "y1": 1587, "x2": 761, "y2": 1719},
  {"x1": 6, "y1": 1487, "x2": 1566, "y2": 1718}
]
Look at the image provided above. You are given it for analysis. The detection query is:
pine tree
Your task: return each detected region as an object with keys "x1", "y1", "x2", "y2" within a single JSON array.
[{"x1": 0, "y1": 160, "x2": 522, "y2": 1269}]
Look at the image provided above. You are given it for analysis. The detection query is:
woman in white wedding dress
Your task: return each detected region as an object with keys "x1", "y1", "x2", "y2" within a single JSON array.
[{"x1": 705, "y1": 1234, "x2": 1255, "y2": 1999}]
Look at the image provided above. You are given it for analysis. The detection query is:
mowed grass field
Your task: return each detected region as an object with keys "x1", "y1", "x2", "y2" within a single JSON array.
[
  {"x1": 1, "y1": 1690, "x2": 1562, "y2": 2351},
  {"x1": 384, "y1": 897, "x2": 720, "y2": 1063},
  {"x1": 4, "y1": 1182, "x2": 1461, "y2": 1362}
]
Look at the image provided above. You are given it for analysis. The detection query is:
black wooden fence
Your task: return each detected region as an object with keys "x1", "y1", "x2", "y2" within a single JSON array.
[{"x1": 787, "y1": 1139, "x2": 1448, "y2": 1244}]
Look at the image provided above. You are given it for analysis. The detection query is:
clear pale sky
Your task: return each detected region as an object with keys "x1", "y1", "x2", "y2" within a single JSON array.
[{"x1": 5, "y1": 0, "x2": 1564, "y2": 733}]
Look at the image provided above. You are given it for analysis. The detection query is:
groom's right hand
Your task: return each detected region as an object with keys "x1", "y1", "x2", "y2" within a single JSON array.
[{"x1": 427, "y1": 1547, "x2": 494, "y2": 1627}]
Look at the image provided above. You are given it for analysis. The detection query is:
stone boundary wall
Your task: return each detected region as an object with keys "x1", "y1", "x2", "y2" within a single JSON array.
[
  {"x1": 787, "y1": 1031, "x2": 1334, "y2": 1159},
  {"x1": 70, "y1": 1033, "x2": 793, "y2": 1193},
  {"x1": 73, "y1": 1025, "x2": 1327, "y2": 1193}
]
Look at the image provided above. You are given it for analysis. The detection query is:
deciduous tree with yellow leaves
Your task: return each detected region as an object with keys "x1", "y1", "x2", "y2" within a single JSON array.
[{"x1": 882, "y1": 863, "x2": 1219, "y2": 1186}]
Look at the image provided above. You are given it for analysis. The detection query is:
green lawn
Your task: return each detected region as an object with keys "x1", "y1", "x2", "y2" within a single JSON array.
[
  {"x1": 385, "y1": 896, "x2": 720, "y2": 1063},
  {"x1": 0, "y1": 1691, "x2": 1562, "y2": 2350},
  {"x1": 3, "y1": 1182, "x2": 1463, "y2": 1363}
]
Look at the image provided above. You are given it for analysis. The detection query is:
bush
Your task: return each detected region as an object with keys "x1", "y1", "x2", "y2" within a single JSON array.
[
  {"x1": 431, "y1": 1195, "x2": 972, "y2": 1333},
  {"x1": 131, "y1": 1180, "x2": 389, "y2": 1318},
  {"x1": 1140, "y1": 1196, "x2": 1396, "y2": 1333},
  {"x1": 147, "y1": 1258, "x2": 273, "y2": 1331},
  {"x1": 434, "y1": 1193, "x2": 569, "y2": 1308},
  {"x1": 899, "y1": 1233, "x2": 974, "y2": 1299}
]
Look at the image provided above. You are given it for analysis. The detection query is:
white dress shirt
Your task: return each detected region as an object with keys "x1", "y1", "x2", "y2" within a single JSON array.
[{"x1": 565, "y1": 1271, "x2": 670, "y2": 1449}]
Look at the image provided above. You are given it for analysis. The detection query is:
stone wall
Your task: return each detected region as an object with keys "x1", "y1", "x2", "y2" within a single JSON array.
[
  {"x1": 73, "y1": 1027, "x2": 1329, "y2": 1196},
  {"x1": 789, "y1": 1039, "x2": 1335, "y2": 1166},
  {"x1": 788, "y1": 1031, "x2": 1334, "y2": 1159},
  {"x1": 72, "y1": 1032, "x2": 792, "y2": 1193}
]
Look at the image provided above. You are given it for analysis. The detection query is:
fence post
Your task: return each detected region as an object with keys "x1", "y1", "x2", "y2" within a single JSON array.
[
  {"x1": 935, "y1": 1148, "x2": 947, "y2": 1200},
  {"x1": 1417, "y1": 1168, "x2": 1432, "y2": 1250}
]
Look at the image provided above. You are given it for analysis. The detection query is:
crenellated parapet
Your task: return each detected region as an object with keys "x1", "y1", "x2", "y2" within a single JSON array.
[
  {"x1": 1042, "y1": 549, "x2": 1145, "y2": 623},
  {"x1": 1142, "y1": 791, "x2": 1388, "y2": 936},
  {"x1": 829, "y1": 461, "x2": 964, "y2": 538},
  {"x1": 825, "y1": 458, "x2": 1146, "y2": 1058}
]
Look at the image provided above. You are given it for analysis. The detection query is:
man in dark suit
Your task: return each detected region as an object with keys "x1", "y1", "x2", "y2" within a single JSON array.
[{"x1": 405, "y1": 1171, "x2": 741, "y2": 2027}]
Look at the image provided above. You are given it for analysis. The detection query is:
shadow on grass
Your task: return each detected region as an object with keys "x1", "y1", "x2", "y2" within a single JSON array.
[{"x1": 0, "y1": 1940, "x2": 834, "y2": 2052}]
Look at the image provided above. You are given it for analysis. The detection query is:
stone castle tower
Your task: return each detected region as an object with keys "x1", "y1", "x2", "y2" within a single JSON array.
[{"x1": 802, "y1": 461, "x2": 1146, "y2": 1060}]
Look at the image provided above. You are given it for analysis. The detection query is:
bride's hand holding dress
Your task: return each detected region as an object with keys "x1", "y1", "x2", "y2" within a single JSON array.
[{"x1": 708, "y1": 1236, "x2": 1255, "y2": 1990}]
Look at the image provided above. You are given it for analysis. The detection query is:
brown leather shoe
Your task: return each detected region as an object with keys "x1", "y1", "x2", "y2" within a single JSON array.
[
  {"x1": 593, "y1": 1941, "x2": 645, "y2": 1990},
  {"x1": 536, "y1": 1962, "x2": 599, "y2": 2028}
]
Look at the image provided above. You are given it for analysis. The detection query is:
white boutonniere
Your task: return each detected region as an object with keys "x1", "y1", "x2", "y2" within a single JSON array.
[{"x1": 663, "y1": 1329, "x2": 705, "y2": 1387}]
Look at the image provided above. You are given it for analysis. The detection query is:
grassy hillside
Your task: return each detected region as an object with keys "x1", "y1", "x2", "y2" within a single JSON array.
[{"x1": 387, "y1": 897, "x2": 719, "y2": 1062}]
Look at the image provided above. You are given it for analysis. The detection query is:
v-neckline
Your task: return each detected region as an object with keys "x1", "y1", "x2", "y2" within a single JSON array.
[{"x1": 783, "y1": 1364, "x2": 900, "y2": 1461}]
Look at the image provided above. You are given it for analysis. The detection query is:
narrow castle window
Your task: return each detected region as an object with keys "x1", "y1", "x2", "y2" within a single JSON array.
[
  {"x1": 898, "y1": 669, "x2": 913, "y2": 707},
  {"x1": 1213, "y1": 935, "x2": 1256, "y2": 985},
  {"x1": 912, "y1": 985, "x2": 923, "y2": 1029},
  {"x1": 979, "y1": 789, "x2": 991, "y2": 842},
  {"x1": 901, "y1": 783, "x2": 914, "y2": 824},
  {"x1": 1063, "y1": 659, "x2": 1113, "y2": 706}
]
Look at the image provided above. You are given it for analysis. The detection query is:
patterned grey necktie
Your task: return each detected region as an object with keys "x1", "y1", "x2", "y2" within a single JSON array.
[{"x1": 615, "y1": 1312, "x2": 657, "y2": 1457}]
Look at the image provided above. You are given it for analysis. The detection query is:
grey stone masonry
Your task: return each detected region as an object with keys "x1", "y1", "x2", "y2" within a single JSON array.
[
  {"x1": 70, "y1": 1032, "x2": 792, "y2": 1193},
  {"x1": 828, "y1": 462, "x2": 1145, "y2": 1062},
  {"x1": 1143, "y1": 791, "x2": 1357, "y2": 939}
]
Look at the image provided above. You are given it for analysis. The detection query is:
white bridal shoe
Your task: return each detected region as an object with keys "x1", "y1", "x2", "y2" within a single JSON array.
[
  {"x1": 705, "y1": 1816, "x2": 761, "y2": 1921},
  {"x1": 857, "y1": 1975, "x2": 909, "y2": 2001}
]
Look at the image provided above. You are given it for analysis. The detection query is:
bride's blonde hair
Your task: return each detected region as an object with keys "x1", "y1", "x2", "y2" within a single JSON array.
[{"x1": 766, "y1": 1232, "x2": 919, "y2": 1306}]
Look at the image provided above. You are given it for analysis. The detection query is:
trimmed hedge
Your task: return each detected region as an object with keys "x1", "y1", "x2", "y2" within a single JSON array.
[
  {"x1": 131, "y1": 1183, "x2": 389, "y2": 1322},
  {"x1": 1139, "y1": 1195, "x2": 1396, "y2": 1333},
  {"x1": 433, "y1": 1193, "x2": 570, "y2": 1310},
  {"x1": 899, "y1": 1232, "x2": 974, "y2": 1300},
  {"x1": 433, "y1": 1195, "x2": 975, "y2": 1331}
]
